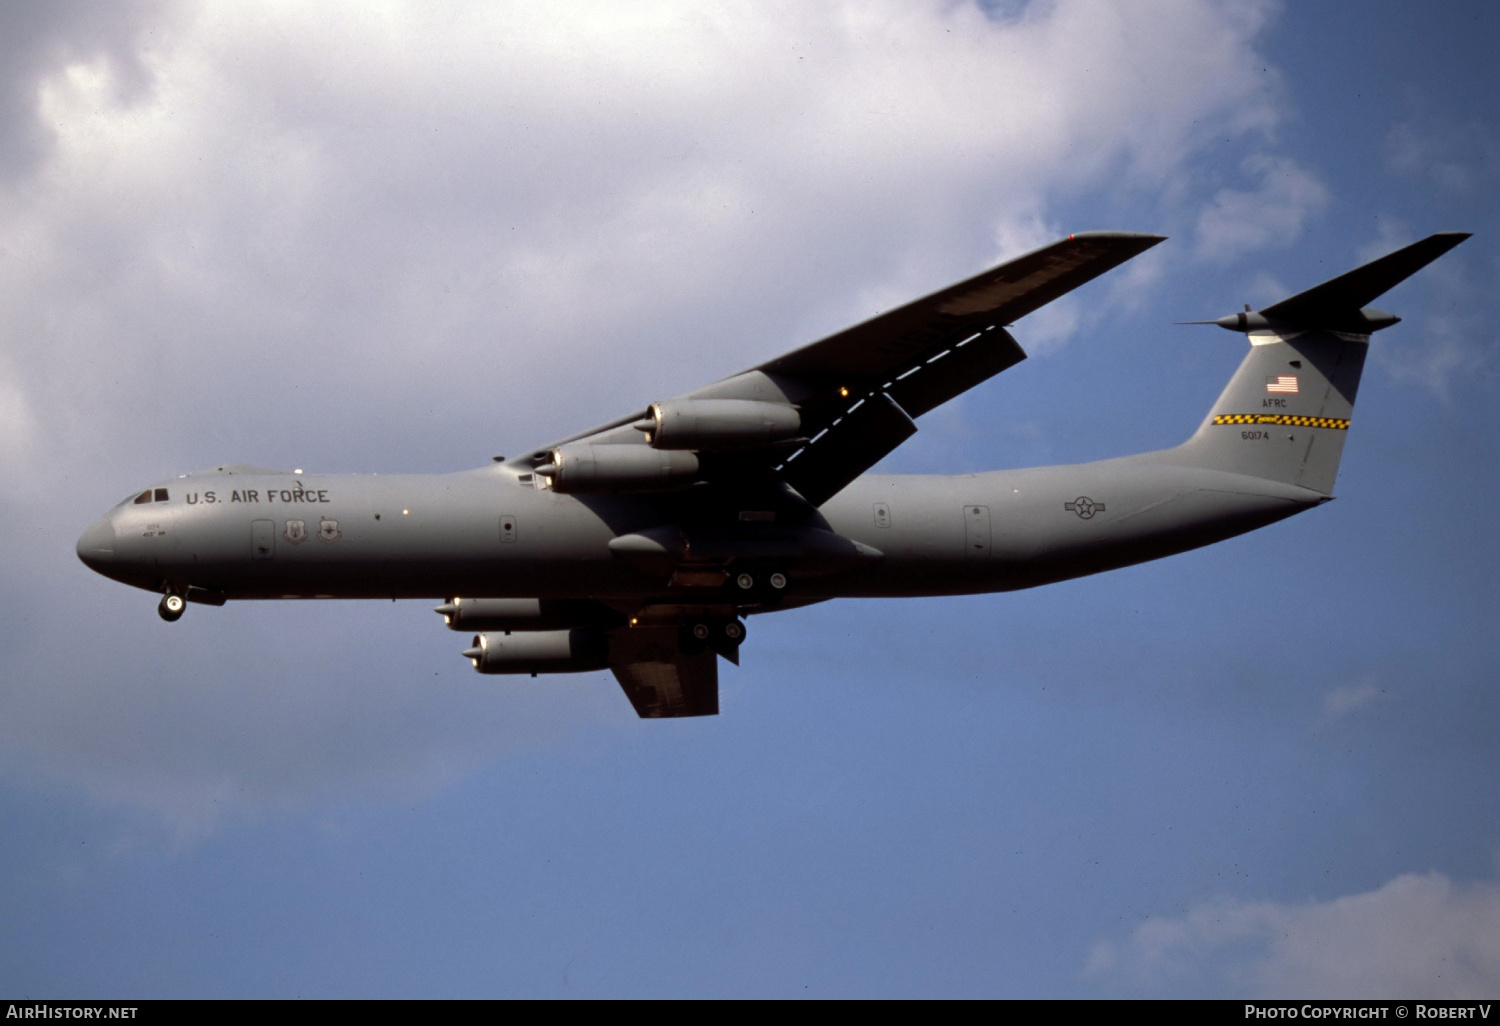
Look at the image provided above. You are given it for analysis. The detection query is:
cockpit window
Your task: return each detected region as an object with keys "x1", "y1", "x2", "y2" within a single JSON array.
[
  {"x1": 134, "y1": 490, "x2": 152, "y2": 504},
  {"x1": 154, "y1": 488, "x2": 169, "y2": 502}
]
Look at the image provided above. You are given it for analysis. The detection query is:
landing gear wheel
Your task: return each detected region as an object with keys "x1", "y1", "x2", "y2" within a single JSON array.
[
  {"x1": 768, "y1": 572, "x2": 788, "y2": 591},
  {"x1": 680, "y1": 620, "x2": 713, "y2": 655},
  {"x1": 735, "y1": 572, "x2": 755, "y2": 591},
  {"x1": 158, "y1": 593, "x2": 185, "y2": 623},
  {"x1": 705, "y1": 618, "x2": 746, "y2": 663}
]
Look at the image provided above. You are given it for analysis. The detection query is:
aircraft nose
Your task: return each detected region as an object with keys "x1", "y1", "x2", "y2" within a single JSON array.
[{"x1": 76, "y1": 514, "x2": 116, "y2": 571}]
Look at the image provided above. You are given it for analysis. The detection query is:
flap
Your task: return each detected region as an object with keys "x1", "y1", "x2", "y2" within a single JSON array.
[
  {"x1": 609, "y1": 626, "x2": 720, "y2": 718},
  {"x1": 611, "y1": 654, "x2": 720, "y2": 718},
  {"x1": 780, "y1": 391, "x2": 917, "y2": 506}
]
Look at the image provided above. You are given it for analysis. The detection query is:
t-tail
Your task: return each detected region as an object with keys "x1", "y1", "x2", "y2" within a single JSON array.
[{"x1": 1172, "y1": 232, "x2": 1470, "y2": 494}]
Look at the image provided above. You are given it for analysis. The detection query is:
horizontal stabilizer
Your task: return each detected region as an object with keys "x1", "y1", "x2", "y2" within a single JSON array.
[{"x1": 1259, "y1": 232, "x2": 1471, "y2": 331}]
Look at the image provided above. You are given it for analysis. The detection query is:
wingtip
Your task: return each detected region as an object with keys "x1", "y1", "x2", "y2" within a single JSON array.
[
  {"x1": 1418, "y1": 231, "x2": 1473, "y2": 252},
  {"x1": 1067, "y1": 230, "x2": 1168, "y2": 245},
  {"x1": 1404, "y1": 231, "x2": 1472, "y2": 259}
]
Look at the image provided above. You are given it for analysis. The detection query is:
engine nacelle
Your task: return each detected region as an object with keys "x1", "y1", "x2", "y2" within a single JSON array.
[
  {"x1": 535, "y1": 443, "x2": 698, "y2": 493},
  {"x1": 462, "y1": 629, "x2": 609, "y2": 675},
  {"x1": 636, "y1": 399, "x2": 801, "y2": 450},
  {"x1": 435, "y1": 597, "x2": 619, "y2": 632}
]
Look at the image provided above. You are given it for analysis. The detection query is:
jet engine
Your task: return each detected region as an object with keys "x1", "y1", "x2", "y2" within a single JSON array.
[
  {"x1": 535, "y1": 443, "x2": 699, "y2": 493},
  {"x1": 635, "y1": 399, "x2": 801, "y2": 450},
  {"x1": 436, "y1": 597, "x2": 620, "y2": 632},
  {"x1": 463, "y1": 628, "x2": 609, "y2": 675}
]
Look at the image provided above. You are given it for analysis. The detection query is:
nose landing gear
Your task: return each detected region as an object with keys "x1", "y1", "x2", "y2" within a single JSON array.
[{"x1": 158, "y1": 592, "x2": 186, "y2": 622}]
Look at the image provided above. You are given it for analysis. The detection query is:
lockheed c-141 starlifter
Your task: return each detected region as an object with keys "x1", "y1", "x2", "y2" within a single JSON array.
[{"x1": 77, "y1": 230, "x2": 1469, "y2": 717}]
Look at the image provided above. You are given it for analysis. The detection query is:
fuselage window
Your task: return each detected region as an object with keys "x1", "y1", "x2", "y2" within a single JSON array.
[
  {"x1": 154, "y1": 488, "x2": 169, "y2": 502},
  {"x1": 134, "y1": 490, "x2": 152, "y2": 504}
]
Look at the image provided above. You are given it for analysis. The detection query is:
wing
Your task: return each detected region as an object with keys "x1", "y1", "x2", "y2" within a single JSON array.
[
  {"x1": 517, "y1": 231, "x2": 1164, "y2": 504},
  {"x1": 763, "y1": 231, "x2": 1164, "y2": 503},
  {"x1": 756, "y1": 230, "x2": 1165, "y2": 401}
]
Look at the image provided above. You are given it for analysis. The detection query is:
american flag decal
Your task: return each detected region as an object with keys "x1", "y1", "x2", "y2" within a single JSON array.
[{"x1": 1266, "y1": 375, "x2": 1299, "y2": 394}]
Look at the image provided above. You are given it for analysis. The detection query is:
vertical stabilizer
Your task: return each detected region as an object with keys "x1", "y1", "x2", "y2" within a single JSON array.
[
  {"x1": 1174, "y1": 331, "x2": 1366, "y2": 494},
  {"x1": 1170, "y1": 232, "x2": 1468, "y2": 494}
]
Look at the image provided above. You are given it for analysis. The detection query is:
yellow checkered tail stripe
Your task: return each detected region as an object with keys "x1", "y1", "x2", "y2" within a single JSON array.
[{"x1": 1213, "y1": 414, "x2": 1350, "y2": 430}]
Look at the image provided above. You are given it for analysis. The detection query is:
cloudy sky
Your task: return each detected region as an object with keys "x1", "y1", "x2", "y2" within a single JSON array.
[{"x1": 1, "y1": 0, "x2": 1496, "y2": 998}]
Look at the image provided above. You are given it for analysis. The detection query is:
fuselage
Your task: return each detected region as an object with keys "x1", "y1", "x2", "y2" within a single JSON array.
[{"x1": 76, "y1": 450, "x2": 1326, "y2": 610}]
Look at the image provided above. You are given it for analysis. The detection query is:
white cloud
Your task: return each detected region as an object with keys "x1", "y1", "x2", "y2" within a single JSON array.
[
  {"x1": 0, "y1": 365, "x2": 38, "y2": 469},
  {"x1": 1362, "y1": 223, "x2": 1486, "y2": 402},
  {"x1": 0, "y1": 0, "x2": 1306, "y2": 822},
  {"x1": 3, "y1": 0, "x2": 1295, "y2": 443},
  {"x1": 1323, "y1": 682, "x2": 1384, "y2": 717},
  {"x1": 1103, "y1": 245, "x2": 1168, "y2": 313},
  {"x1": 1088, "y1": 870, "x2": 1500, "y2": 998},
  {"x1": 1015, "y1": 295, "x2": 1083, "y2": 356},
  {"x1": 1377, "y1": 320, "x2": 1485, "y2": 402},
  {"x1": 1241, "y1": 271, "x2": 1289, "y2": 309},
  {"x1": 1386, "y1": 118, "x2": 1498, "y2": 196},
  {"x1": 1194, "y1": 153, "x2": 1329, "y2": 261},
  {"x1": 1355, "y1": 218, "x2": 1415, "y2": 266},
  {"x1": 1324, "y1": 683, "x2": 1383, "y2": 717}
]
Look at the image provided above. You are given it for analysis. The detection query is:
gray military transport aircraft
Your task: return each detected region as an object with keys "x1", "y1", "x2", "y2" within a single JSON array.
[{"x1": 77, "y1": 230, "x2": 1468, "y2": 717}]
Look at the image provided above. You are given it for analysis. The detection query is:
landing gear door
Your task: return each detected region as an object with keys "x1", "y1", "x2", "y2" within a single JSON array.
[{"x1": 252, "y1": 519, "x2": 275, "y2": 560}]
